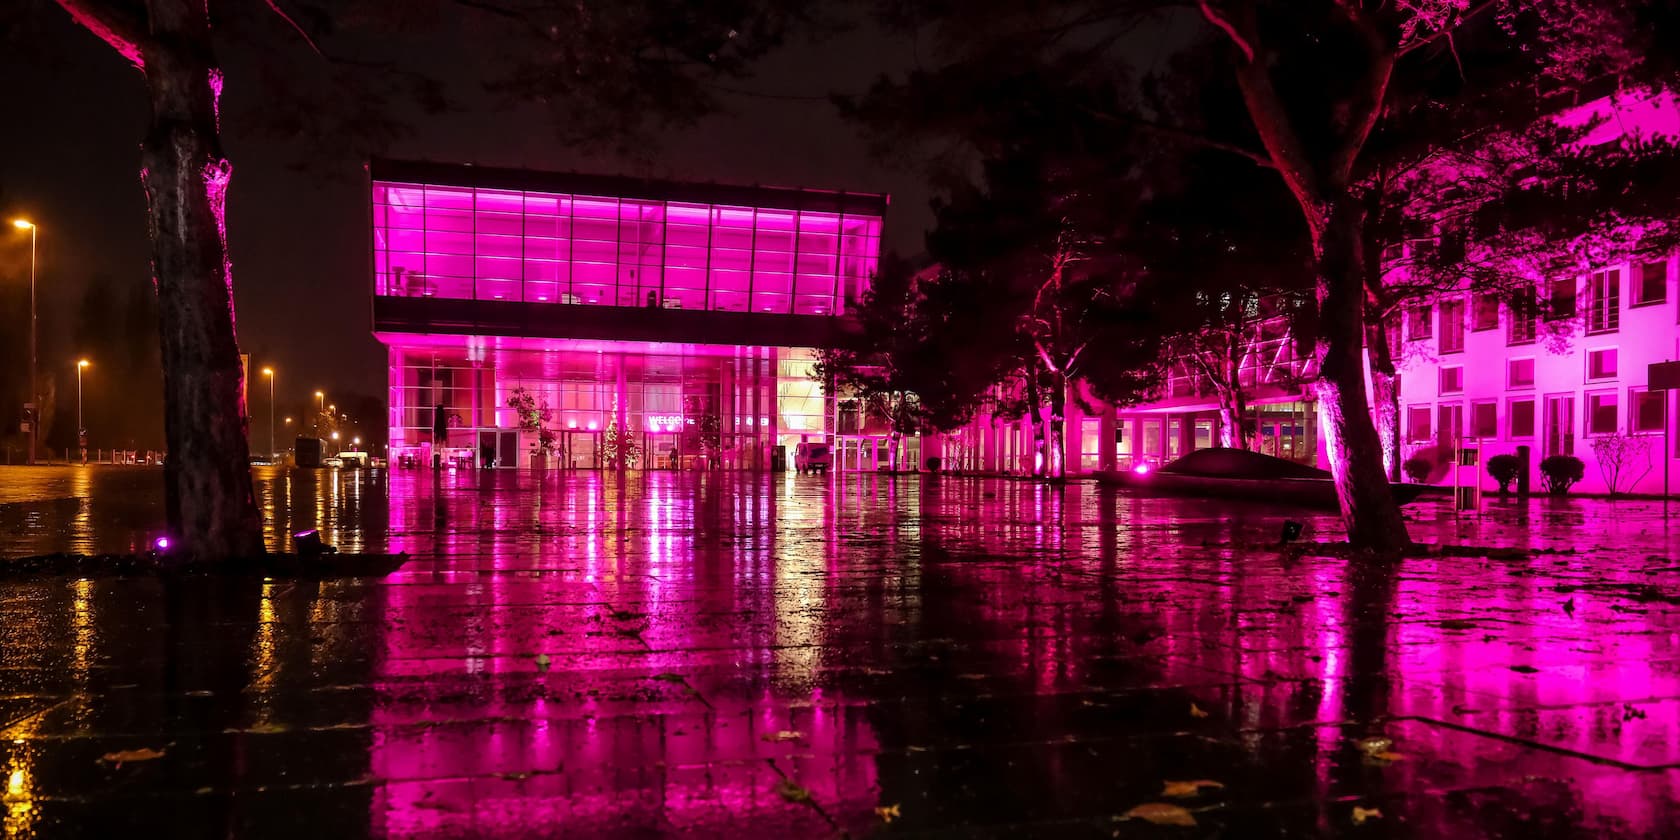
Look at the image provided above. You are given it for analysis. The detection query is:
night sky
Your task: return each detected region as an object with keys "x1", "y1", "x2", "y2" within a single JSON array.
[{"x1": 0, "y1": 6, "x2": 937, "y2": 444}]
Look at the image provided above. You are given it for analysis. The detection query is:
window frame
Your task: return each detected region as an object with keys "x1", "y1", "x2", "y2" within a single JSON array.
[
  {"x1": 1439, "y1": 365, "x2": 1465, "y2": 394},
  {"x1": 1586, "y1": 346, "x2": 1619, "y2": 382},
  {"x1": 1583, "y1": 268, "x2": 1621, "y2": 334},
  {"x1": 1585, "y1": 390, "x2": 1619, "y2": 436},
  {"x1": 1632, "y1": 260, "x2": 1667, "y2": 308},
  {"x1": 1471, "y1": 293, "x2": 1500, "y2": 332},
  {"x1": 1507, "y1": 397, "x2": 1536, "y2": 439},
  {"x1": 1630, "y1": 387, "x2": 1666, "y2": 434},
  {"x1": 1438, "y1": 297, "x2": 1466, "y2": 354},
  {"x1": 1470, "y1": 400, "x2": 1499, "y2": 439},
  {"x1": 1406, "y1": 405, "x2": 1433, "y2": 443},
  {"x1": 1507, "y1": 357, "x2": 1535, "y2": 390}
]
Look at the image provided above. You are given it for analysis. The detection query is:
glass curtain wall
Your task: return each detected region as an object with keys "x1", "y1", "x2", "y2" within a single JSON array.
[
  {"x1": 372, "y1": 182, "x2": 882, "y2": 316},
  {"x1": 388, "y1": 344, "x2": 831, "y2": 470}
]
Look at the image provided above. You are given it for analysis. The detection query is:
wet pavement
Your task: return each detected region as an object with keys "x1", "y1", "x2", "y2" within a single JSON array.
[{"x1": 4, "y1": 465, "x2": 1680, "y2": 837}]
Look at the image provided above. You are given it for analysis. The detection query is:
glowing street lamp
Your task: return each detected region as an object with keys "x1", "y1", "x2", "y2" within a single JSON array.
[
  {"x1": 261, "y1": 366, "x2": 276, "y2": 460},
  {"x1": 76, "y1": 359, "x2": 89, "y2": 460},
  {"x1": 11, "y1": 219, "x2": 37, "y2": 463}
]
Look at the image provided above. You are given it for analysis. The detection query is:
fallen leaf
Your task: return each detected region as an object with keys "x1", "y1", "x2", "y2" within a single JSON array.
[
  {"x1": 1189, "y1": 703, "x2": 1210, "y2": 719},
  {"x1": 1510, "y1": 664, "x2": 1539, "y2": 674},
  {"x1": 1366, "y1": 751, "x2": 1405, "y2": 763},
  {"x1": 1352, "y1": 806, "x2": 1384, "y2": 825},
  {"x1": 1121, "y1": 803, "x2": 1197, "y2": 827},
  {"x1": 101, "y1": 747, "x2": 165, "y2": 765},
  {"x1": 534, "y1": 654, "x2": 551, "y2": 673},
  {"x1": 774, "y1": 778, "x2": 813, "y2": 804},
  {"x1": 651, "y1": 673, "x2": 686, "y2": 683},
  {"x1": 1355, "y1": 736, "x2": 1393, "y2": 757},
  {"x1": 1161, "y1": 779, "x2": 1225, "y2": 798},
  {"x1": 762, "y1": 730, "x2": 805, "y2": 743},
  {"x1": 874, "y1": 803, "x2": 901, "y2": 823}
]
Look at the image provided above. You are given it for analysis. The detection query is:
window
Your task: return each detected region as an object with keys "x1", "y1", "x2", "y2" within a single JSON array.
[
  {"x1": 1635, "y1": 260, "x2": 1667, "y2": 307},
  {"x1": 1440, "y1": 366, "x2": 1464, "y2": 394},
  {"x1": 1406, "y1": 303, "x2": 1433, "y2": 340},
  {"x1": 1632, "y1": 389, "x2": 1666, "y2": 433},
  {"x1": 1509, "y1": 287, "x2": 1537, "y2": 345},
  {"x1": 1471, "y1": 401, "x2": 1498, "y2": 438},
  {"x1": 1438, "y1": 403, "x2": 1464, "y2": 445},
  {"x1": 1472, "y1": 293, "x2": 1500, "y2": 331},
  {"x1": 1584, "y1": 269, "x2": 1620, "y2": 333},
  {"x1": 1548, "y1": 276, "x2": 1577, "y2": 321},
  {"x1": 1587, "y1": 347, "x2": 1618, "y2": 381},
  {"x1": 1439, "y1": 298, "x2": 1465, "y2": 353},
  {"x1": 1407, "y1": 406, "x2": 1432, "y2": 443},
  {"x1": 1508, "y1": 398, "x2": 1535, "y2": 438},
  {"x1": 1508, "y1": 358, "x2": 1535, "y2": 389},
  {"x1": 1587, "y1": 391, "x2": 1618, "y2": 435}
]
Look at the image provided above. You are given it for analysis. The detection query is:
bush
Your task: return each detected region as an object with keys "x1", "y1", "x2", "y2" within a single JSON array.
[
  {"x1": 924, "y1": 457, "x2": 942, "y2": 472},
  {"x1": 1402, "y1": 456, "x2": 1432, "y2": 484},
  {"x1": 1538, "y1": 454, "x2": 1585, "y2": 495},
  {"x1": 1486, "y1": 454, "x2": 1521, "y2": 495}
]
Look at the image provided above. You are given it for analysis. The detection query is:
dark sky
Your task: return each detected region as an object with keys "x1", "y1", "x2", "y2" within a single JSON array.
[{"x1": 0, "y1": 6, "x2": 936, "y2": 419}]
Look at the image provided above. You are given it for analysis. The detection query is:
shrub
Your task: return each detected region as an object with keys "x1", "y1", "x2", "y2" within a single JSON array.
[
  {"x1": 1538, "y1": 454, "x2": 1586, "y2": 496},
  {"x1": 924, "y1": 457, "x2": 942, "y2": 472},
  {"x1": 1589, "y1": 433, "x2": 1653, "y2": 497},
  {"x1": 1486, "y1": 454, "x2": 1521, "y2": 495},
  {"x1": 1402, "y1": 456, "x2": 1432, "y2": 484}
]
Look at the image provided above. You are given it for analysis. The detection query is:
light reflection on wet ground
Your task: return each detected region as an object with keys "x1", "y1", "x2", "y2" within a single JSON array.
[{"x1": 3, "y1": 465, "x2": 1680, "y2": 837}]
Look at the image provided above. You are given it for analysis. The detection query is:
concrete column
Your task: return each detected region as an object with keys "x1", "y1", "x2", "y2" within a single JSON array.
[{"x1": 1098, "y1": 404, "x2": 1117, "y2": 472}]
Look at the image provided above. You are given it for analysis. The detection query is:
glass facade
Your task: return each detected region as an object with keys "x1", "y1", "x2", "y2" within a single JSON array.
[
  {"x1": 387, "y1": 342, "x2": 830, "y2": 469},
  {"x1": 372, "y1": 181, "x2": 883, "y2": 316}
]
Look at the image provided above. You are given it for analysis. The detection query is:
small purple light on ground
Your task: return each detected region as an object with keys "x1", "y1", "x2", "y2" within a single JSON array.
[
  {"x1": 1134, "y1": 463, "x2": 1151, "y2": 475},
  {"x1": 152, "y1": 535, "x2": 171, "y2": 551}
]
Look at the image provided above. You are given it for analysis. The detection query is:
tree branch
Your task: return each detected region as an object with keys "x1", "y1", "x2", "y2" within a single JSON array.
[
  {"x1": 52, "y1": 0, "x2": 151, "y2": 69},
  {"x1": 1198, "y1": 0, "x2": 1254, "y2": 63},
  {"x1": 1398, "y1": 0, "x2": 1499, "y2": 57},
  {"x1": 262, "y1": 0, "x2": 323, "y2": 58}
]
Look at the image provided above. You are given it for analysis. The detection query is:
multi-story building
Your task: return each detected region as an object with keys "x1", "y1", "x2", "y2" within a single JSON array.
[{"x1": 369, "y1": 159, "x2": 885, "y2": 470}]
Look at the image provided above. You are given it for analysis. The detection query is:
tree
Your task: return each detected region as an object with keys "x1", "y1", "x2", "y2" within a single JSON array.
[{"x1": 42, "y1": 0, "x2": 815, "y2": 560}]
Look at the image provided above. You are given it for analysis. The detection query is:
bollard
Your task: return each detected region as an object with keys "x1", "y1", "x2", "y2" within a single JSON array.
[{"x1": 1516, "y1": 445, "x2": 1531, "y2": 498}]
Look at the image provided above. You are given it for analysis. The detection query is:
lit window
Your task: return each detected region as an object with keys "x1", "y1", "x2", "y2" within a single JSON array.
[
  {"x1": 1439, "y1": 366, "x2": 1464, "y2": 394},
  {"x1": 1634, "y1": 260, "x2": 1667, "y2": 307},
  {"x1": 1508, "y1": 358, "x2": 1535, "y2": 388},
  {"x1": 1472, "y1": 294, "x2": 1500, "y2": 331},
  {"x1": 1587, "y1": 392, "x2": 1618, "y2": 435},
  {"x1": 1587, "y1": 348, "x2": 1618, "y2": 381},
  {"x1": 1508, "y1": 399, "x2": 1535, "y2": 438},
  {"x1": 1406, "y1": 303, "x2": 1433, "y2": 340},
  {"x1": 1584, "y1": 269, "x2": 1620, "y2": 333},
  {"x1": 1632, "y1": 389, "x2": 1666, "y2": 433},
  {"x1": 1508, "y1": 287, "x2": 1537, "y2": 345},
  {"x1": 1471, "y1": 401, "x2": 1498, "y2": 438},
  {"x1": 1407, "y1": 406, "x2": 1433, "y2": 443},
  {"x1": 1439, "y1": 298, "x2": 1465, "y2": 353},
  {"x1": 1548, "y1": 276, "x2": 1577, "y2": 321}
]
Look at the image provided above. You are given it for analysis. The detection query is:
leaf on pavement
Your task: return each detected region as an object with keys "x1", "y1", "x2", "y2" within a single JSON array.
[
  {"x1": 534, "y1": 653, "x2": 551, "y2": 673},
  {"x1": 1161, "y1": 779, "x2": 1225, "y2": 798},
  {"x1": 101, "y1": 747, "x2": 165, "y2": 765},
  {"x1": 774, "y1": 779, "x2": 813, "y2": 804},
  {"x1": 1352, "y1": 806, "x2": 1384, "y2": 825},
  {"x1": 1355, "y1": 736, "x2": 1393, "y2": 757},
  {"x1": 1189, "y1": 702, "x2": 1210, "y2": 719},
  {"x1": 762, "y1": 730, "x2": 805, "y2": 743},
  {"x1": 1121, "y1": 802, "x2": 1197, "y2": 827},
  {"x1": 874, "y1": 803, "x2": 901, "y2": 823}
]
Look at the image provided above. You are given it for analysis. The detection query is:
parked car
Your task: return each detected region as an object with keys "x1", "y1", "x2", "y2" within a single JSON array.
[
  {"x1": 337, "y1": 450, "x2": 370, "y2": 469},
  {"x1": 321, "y1": 456, "x2": 344, "y2": 468},
  {"x1": 794, "y1": 441, "x2": 832, "y2": 474}
]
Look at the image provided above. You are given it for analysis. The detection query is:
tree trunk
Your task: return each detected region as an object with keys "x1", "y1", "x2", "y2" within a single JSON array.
[
  {"x1": 142, "y1": 1, "x2": 265, "y2": 561},
  {"x1": 1047, "y1": 374, "x2": 1068, "y2": 479},
  {"x1": 1314, "y1": 206, "x2": 1410, "y2": 554},
  {"x1": 1364, "y1": 316, "x2": 1401, "y2": 481},
  {"x1": 1214, "y1": 384, "x2": 1248, "y2": 449},
  {"x1": 1024, "y1": 372, "x2": 1046, "y2": 477}
]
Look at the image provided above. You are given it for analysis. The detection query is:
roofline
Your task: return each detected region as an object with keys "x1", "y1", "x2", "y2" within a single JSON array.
[{"x1": 369, "y1": 157, "x2": 890, "y2": 217}]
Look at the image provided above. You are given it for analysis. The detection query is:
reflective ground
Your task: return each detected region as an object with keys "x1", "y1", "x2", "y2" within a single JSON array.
[{"x1": 4, "y1": 465, "x2": 1680, "y2": 837}]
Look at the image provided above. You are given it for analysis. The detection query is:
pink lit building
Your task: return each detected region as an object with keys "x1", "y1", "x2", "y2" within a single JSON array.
[{"x1": 371, "y1": 159, "x2": 885, "y2": 469}]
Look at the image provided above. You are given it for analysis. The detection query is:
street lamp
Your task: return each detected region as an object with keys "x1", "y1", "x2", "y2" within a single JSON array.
[
  {"x1": 314, "y1": 390, "x2": 325, "y2": 434},
  {"x1": 76, "y1": 359, "x2": 89, "y2": 462},
  {"x1": 261, "y1": 366, "x2": 275, "y2": 460},
  {"x1": 11, "y1": 219, "x2": 36, "y2": 464}
]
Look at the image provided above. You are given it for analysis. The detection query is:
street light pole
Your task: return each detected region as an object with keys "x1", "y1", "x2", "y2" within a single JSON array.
[
  {"x1": 12, "y1": 220, "x2": 37, "y2": 464},
  {"x1": 262, "y1": 367, "x2": 276, "y2": 460},
  {"x1": 76, "y1": 360, "x2": 88, "y2": 436}
]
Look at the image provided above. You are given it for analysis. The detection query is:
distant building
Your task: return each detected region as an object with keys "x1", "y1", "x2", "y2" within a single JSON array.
[{"x1": 369, "y1": 159, "x2": 885, "y2": 470}]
